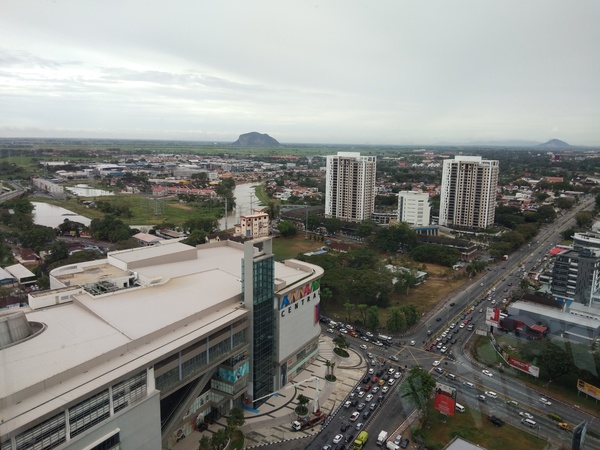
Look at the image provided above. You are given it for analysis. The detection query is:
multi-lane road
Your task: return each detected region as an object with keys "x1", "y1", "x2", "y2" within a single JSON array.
[{"x1": 307, "y1": 196, "x2": 599, "y2": 450}]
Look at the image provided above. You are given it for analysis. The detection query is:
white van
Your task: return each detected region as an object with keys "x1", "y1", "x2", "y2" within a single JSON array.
[
  {"x1": 463, "y1": 382, "x2": 475, "y2": 389},
  {"x1": 386, "y1": 442, "x2": 400, "y2": 450},
  {"x1": 455, "y1": 403, "x2": 465, "y2": 413},
  {"x1": 446, "y1": 373, "x2": 456, "y2": 381},
  {"x1": 522, "y1": 418, "x2": 537, "y2": 428}
]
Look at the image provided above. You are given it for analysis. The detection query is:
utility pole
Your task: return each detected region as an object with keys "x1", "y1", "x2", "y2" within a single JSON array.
[{"x1": 224, "y1": 196, "x2": 228, "y2": 230}]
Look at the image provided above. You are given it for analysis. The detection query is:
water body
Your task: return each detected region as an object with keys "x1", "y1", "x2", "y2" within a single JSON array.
[
  {"x1": 32, "y1": 202, "x2": 92, "y2": 228},
  {"x1": 65, "y1": 185, "x2": 114, "y2": 197},
  {"x1": 219, "y1": 183, "x2": 264, "y2": 231}
]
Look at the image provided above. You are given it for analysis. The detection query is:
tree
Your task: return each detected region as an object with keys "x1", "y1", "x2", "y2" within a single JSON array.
[
  {"x1": 554, "y1": 197, "x2": 574, "y2": 210},
  {"x1": 366, "y1": 306, "x2": 379, "y2": 330},
  {"x1": 539, "y1": 341, "x2": 574, "y2": 381},
  {"x1": 226, "y1": 407, "x2": 245, "y2": 431},
  {"x1": 307, "y1": 213, "x2": 320, "y2": 232},
  {"x1": 356, "y1": 220, "x2": 378, "y2": 238},
  {"x1": 198, "y1": 435, "x2": 212, "y2": 450},
  {"x1": 400, "y1": 366, "x2": 436, "y2": 419},
  {"x1": 333, "y1": 335, "x2": 349, "y2": 351},
  {"x1": 277, "y1": 220, "x2": 298, "y2": 237},
  {"x1": 401, "y1": 304, "x2": 420, "y2": 327},
  {"x1": 296, "y1": 394, "x2": 310, "y2": 416},
  {"x1": 211, "y1": 427, "x2": 229, "y2": 450},
  {"x1": 182, "y1": 230, "x2": 207, "y2": 246},
  {"x1": 357, "y1": 304, "x2": 368, "y2": 324},
  {"x1": 536, "y1": 205, "x2": 557, "y2": 223},
  {"x1": 343, "y1": 301, "x2": 353, "y2": 323},
  {"x1": 575, "y1": 210, "x2": 594, "y2": 229},
  {"x1": 324, "y1": 217, "x2": 342, "y2": 234},
  {"x1": 386, "y1": 307, "x2": 405, "y2": 333}
]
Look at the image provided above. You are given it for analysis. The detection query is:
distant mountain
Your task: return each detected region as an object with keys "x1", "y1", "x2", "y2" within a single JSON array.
[
  {"x1": 232, "y1": 132, "x2": 280, "y2": 147},
  {"x1": 537, "y1": 139, "x2": 570, "y2": 148},
  {"x1": 466, "y1": 139, "x2": 541, "y2": 147}
]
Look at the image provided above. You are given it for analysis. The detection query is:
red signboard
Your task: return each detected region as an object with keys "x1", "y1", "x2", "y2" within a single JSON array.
[
  {"x1": 508, "y1": 356, "x2": 540, "y2": 377},
  {"x1": 434, "y1": 382, "x2": 456, "y2": 416}
]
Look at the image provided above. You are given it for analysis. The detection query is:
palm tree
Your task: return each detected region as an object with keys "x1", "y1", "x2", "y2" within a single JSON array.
[{"x1": 296, "y1": 394, "x2": 310, "y2": 415}]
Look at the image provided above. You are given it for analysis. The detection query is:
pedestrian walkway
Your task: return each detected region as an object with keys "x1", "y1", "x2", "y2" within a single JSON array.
[{"x1": 172, "y1": 335, "x2": 366, "y2": 450}]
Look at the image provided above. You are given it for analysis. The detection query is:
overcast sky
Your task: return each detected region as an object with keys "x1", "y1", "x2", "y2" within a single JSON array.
[{"x1": 1, "y1": 1, "x2": 599, "y2": 145}]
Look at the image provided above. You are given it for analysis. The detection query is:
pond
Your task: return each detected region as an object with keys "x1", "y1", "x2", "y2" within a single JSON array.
[{"x1": 31, "y1": 202, "x2": 92, "y2": 228}]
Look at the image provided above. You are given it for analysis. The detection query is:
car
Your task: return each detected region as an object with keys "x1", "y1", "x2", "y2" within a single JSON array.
[
  {"x1": 394, "y1": 435, "x2": 402, "y2": 445},
  {"x1": 355, "y1": 422, "x2": 363, "y2": 431},
  {"x1": 367, "y1": 352, "x2": 374, "y2": 359},
  {"x1": 376, "y1": 369, "x2": 384, "y2": 377},
  {"x1": 440, "y1": 346, "x2": 448, "y2": 353},
  {"x1": 459, "y1": 323, "x2": 465, "y2": 329},
  {"x1": 340, "y1": 328, "x2": 348, "y2": 334},
  {"x1": 435, "y1": 367, "x2": 444, "y2": 374},
  {"x1": 371, "y1": 377, "x2": 379, "y2": 384},
  {"x1": 463, "y1": 381, "x2": 475, "y2": 389},
  {"x1": 388, "y1": 368, "x2": 396, "y2": 375},
  {"x1": 361, "y1": 336, "x2": 369, "y2": 342},
  {"x1": 432, "y1": 360, "x2": 441, "y2": 366},
  {"x1": 358, "y1": 390, "x2": 365, "y2": 398},
  {"x1": 374, "y1": 341, "x2": 384, "y2": 347},
  {"x1": 436, "y1": 317, "x2": 442, "y2": 322},
  {"x1": 344, "y1": 400, "x2": 351, "y2": 408},
  {"x1": 449, "y1": 302, "x2": 455, "y2": 307},
  {"x1": 390, "y1": 355, "x2": 399, "y2": 361},
  {"x1": 326, "y1": 328, "x2": 334, "y2": 333},
  {"x1": 539, "y1": 397, "x2": 552, "y2": 406},
  {"x1": 482, "y1": 369, "x2": 493, "y2": 377},
  {"x1": 519, "y1": 411, "x2": 534, "y2": 419},
  {"x1": 371, "y1": 386, "x2": 379, "y2": 393},
  {"x1": 341, "y1": 423, "x2": 350, "y2": 432},
  {"x1": 360, "y1": 344, "x2": 368, "y2": 350},
  {"x1": 485, "y1": 391, "x2": 497, "y2": 399},
  {"x1": 366, "y1": 332, "x2": 373, "y2": 338},
  {"x1": 401, "y1": 438, "x2": 410, "y2": 449},
  {"x1": 410, "y1": 340, "x2": 416, "y2": 346},
  {"x1": 388, "y1": 378, "x2": 396, "y2": 386},
  {"x1": 394, "y1": 371, "x2": 401, "y2": 379},
  {"x1": 365, "y1": 394, "x2": 374, "y2": 402},
  {"x1": 382, "y1": 386, "x2": 389, "y2": 393},
  {"x1": 378, "y1": 379, "x2": 386, "y2": 386},
  {"x1": 362, "y1": 411, "x2": 371, "y2": 419},
  {"x1": 369, "y1": 403, "x2": 377, "y2": 411},
  {"x1": 351, "y1": 399, "x2": 358, "y2": 407},
  {"x1": 427, "y1": 330, "x2": 432, "y2": 335},
  {"x1": 345, "y1": 433, "x2": 355, "y2": 443},
  {"x1": 362, "y1": 376, "x2": 371, "y2": 384},
  {"x1": 350, "y1": 411, "x2": 360, "y2": 421},
  {"x1": 476, "y1": 394, "x2": 486, "y2": 402},
  {"x1": 368, "y1": 368, "x2": 374, "y2": 375},
  {"x1": 364, "y1": 384, "x2": 371, "y2": 392},
  {"x1": 357, "y1": 402, "x2": 366, "y2": 411},
  {"x1": 333, "y1": 434, "x2": 343, "y2": 444},
  {"x1": 323, "y1": 446, "x2": 332, "y2": 450}
]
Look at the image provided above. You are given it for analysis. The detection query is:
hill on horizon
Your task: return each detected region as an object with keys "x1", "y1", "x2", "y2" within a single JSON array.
[
  {"x1": 537, "y1": 138, "x2": 570, "y2": 148},
  {"x1": 232, "y1": 132, "x2": 281, "y2": 147}
]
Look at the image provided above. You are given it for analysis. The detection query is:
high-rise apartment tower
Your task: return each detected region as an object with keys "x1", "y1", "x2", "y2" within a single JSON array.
[
  {"x1": 325, "y1": 152, "x2": 376, "y2": 223},
  {"x1": 439, "y1": 156, "x2": 499, "y2": 229}
]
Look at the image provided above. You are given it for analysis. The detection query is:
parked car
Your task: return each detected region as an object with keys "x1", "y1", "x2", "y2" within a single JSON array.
[{"x1": 401, "y1": 438, "x2": 410, "y2": 448}]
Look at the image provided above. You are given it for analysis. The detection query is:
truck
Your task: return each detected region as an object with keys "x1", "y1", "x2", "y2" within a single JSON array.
[
  {"x1": 376, "y1": 430, "x2": 388, "y2": 446},
  {"x1": 354, "y1": 430, "x2": 369, "y2": 449},
  {"x1": 291, "y1": 411, "x2": 328, "y2": 431},
  {"x1": 502, "y1": 254, "x2": 509, "y2": 261},
  {"x1": 377, "y1": 334, "x2": 392, "y2": 343}
]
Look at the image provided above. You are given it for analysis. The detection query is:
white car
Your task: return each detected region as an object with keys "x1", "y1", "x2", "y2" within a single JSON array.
[
  {"x1": 394, "y1": 371, "x2": 401, "y2": 379},
  {"x1": 440, "y1": 346, "x2": 448, "y2": 353},
  {"x1": 350, "y1": 411, "x2": 360, "y2": 422},
  {"x1": 539, "y1": 397, "x2": 552, "y2": 406},
  {"x1": 382, "y1": 386, "x2": 389, "y2": 393},
  {"x1": 344, "y1": 400, "x2": 351, "y2": 408},
  {"x1": 519, "y1": 411, "x2": 534, "y2": 419},
  {"x1": 410, "y1": 340, "x2": 416, "y2": 346},
  {"x1": 355, "y1": 422, "x2": 364, "y2": 431},
  {"x1": 482, "y1": 369, "x2": 493, "y2": 377},
  {"x1": 326, "y1": 328, "x2": 334, "y2": 333},
  {"x1": 388, "y1": 378, "x2": 396, "y2": 386},
  {"x1": 360, "y1": 344, "x2": 368, "y2": 350},
  {"x1": 485, "y1": 391, "x2": 497, "y2": 399},
  {"x1": 366, "y1": 332, "x2": 374, "y2": 338},
  {"x1": 432, "y1": 360, "x2": 441, "y2": 366},
  {"x1": 333, "y1": 434, "x2": 343, "y2": 444},
  {"x1": 358, "y1": 391, "x2": 365, "y2": 398},
  {"x1": 365, "y1": 394, "x2": 374, "y2": 402}
]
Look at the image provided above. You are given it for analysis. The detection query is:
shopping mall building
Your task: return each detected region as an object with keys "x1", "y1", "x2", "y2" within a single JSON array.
[{"x1": 0, "y1": 238, "x2": 323, "y2": 449}]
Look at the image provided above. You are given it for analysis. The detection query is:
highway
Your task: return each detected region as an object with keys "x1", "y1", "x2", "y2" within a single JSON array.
[{"x1": 307, "y1": 196, "x2": 599, "y2": 450}]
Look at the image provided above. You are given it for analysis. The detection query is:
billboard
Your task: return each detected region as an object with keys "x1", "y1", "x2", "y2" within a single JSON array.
[
  {"x1": 508, "y1": 356, "x2": 540, "y2": 377},
  {"x1": 572, "y1": 421, "x2": 588, "y2": 450},
  {"x1": 577, "y1": 379, "x2": 600, "y2": 401},
  {"x1": 434, "y1": 382, "x2": 456, "y2": 416},
  {"x1": 485, "y1": 307, "x2": 501, "y2": 327}
]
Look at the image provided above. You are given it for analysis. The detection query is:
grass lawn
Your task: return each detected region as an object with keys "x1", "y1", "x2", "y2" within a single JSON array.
[
  {"x1": 416, "y1": 402, "x2": 547, "y2": 450},
  {"x1": 271, "y1": 234, "x2": 327, "y2": 261}
]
